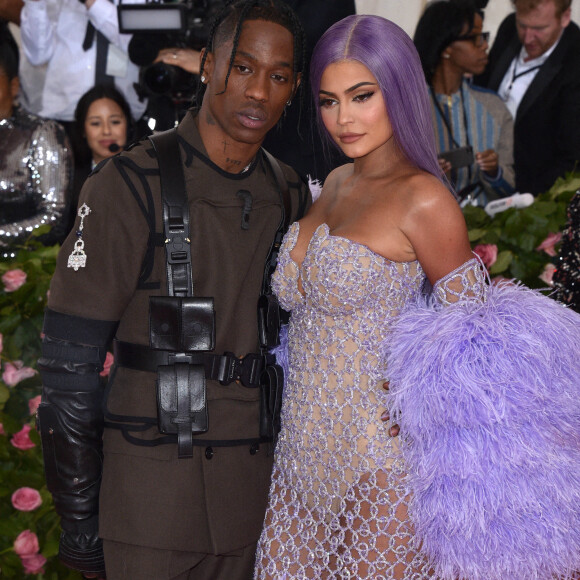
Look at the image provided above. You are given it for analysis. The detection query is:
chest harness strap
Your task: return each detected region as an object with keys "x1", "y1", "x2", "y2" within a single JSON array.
[{"x1": 109, "y1": 129, "x2": 293, "y2": 457}]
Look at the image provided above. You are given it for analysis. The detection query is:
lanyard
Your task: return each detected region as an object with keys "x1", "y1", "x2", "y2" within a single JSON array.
[
  {"x1": 430, "y1": 85, "x2": 471, "y2": 150},
  {"x1": 507, "y1": 60, "x2": 543, "y2": 91}
]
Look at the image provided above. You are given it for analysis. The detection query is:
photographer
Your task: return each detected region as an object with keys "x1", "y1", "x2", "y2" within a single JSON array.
[
  {"x1": 19, "y1": 0, "x2": 146, "y2": 129},
  {"x1": 414, "y1": 0, "x2": 515, "y2": 205},
  {"x1": 128, "y1": 0, "x2": 227, "y2": 130}
]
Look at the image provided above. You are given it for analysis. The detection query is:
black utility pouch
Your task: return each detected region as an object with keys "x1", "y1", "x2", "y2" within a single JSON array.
[
  {"x1": 157, "y1": 363, "x2": 208, "y2": 456},
  {"x1": 259, "y1": 363, "x2": 284, "y2": 441},
  {"x1": 150, "y1": 296, "x2": 215, "y2": 457},
  {"x1": 150, "y1": 296, "x2": 215, "y2": 351}
]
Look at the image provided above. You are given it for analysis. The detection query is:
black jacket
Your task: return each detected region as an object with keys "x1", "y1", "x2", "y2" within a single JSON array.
[{"x1": 477, "y1": 14, "x2": 580, "y2": 195}]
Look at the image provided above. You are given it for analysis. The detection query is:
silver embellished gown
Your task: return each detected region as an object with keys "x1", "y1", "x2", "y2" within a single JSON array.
[{"x1": 255, "y1": 222, "x2": 436, "y2": 579}]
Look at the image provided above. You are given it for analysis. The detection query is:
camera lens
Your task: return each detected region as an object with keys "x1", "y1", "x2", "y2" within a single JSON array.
[{"x1": 142, "y1": 62, "x2": 177, "y2": 95}]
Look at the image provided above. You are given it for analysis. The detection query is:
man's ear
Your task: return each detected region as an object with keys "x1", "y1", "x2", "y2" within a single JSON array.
[
  {"x1": 201, "y1": 48, "x2": 214, "y2": 83},
  {"x1": 292, "y1": 72, "x2": 302, "y2": 99},
  {"x1": 560, "y1": 7, "x2": 572, "y2": 28}
]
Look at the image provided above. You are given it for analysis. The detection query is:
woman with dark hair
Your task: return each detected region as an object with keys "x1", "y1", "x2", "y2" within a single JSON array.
[
  {"x1": 67, "y1": 84, "x2": 133, "y2": 231},
  {"x1": 72, "y1": 84, "x2": 133, "y2": 169},
  {"x1": 255, "y1": 13, "x2": 580, "y2": 580},
  {"x1": 414, "y1": 0, "x2": 515, "y2": 205}
]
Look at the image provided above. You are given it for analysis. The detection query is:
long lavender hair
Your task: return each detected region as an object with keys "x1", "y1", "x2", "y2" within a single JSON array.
[{"x1": 310, "y1": 15, "x2": 443, "y2": 183}]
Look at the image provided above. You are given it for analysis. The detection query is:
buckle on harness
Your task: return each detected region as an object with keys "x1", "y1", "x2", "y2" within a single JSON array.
[{"x1": 218, "y1": 352, "x2": 263, "y2": 387}]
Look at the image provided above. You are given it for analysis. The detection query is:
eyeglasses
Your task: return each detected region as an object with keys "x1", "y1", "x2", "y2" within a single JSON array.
[{"x1": 455, "y1": 31, "x2": 490, "y2": 47}]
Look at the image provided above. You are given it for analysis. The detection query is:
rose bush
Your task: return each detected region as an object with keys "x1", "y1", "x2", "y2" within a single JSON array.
[
  {"x1": 2, "y1": 269, "x2": 27, "y2": 293},
  {"x1": 12, "y1": 488, "x2": 43, "y2": 512},
  {"x1": 473, "y1": 243, "x2": 498, "y2": 269},
  {"x1": 1, "y1": 233, "x2": 82, "y2": 579},
  {"x1": 463, "y1": 171, "x2": 579, "y2": 287},
  {"x1": 2, "y1": 360, "x2": 37, "y2": 387},
  {"x1": 13, "y1": 530, "x2": 40, "y2": 556}
]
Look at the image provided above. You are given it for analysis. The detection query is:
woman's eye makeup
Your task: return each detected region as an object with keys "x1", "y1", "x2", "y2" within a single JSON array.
[{"x1": 353, "y1": 91, "x2": 374, "y2": 102}]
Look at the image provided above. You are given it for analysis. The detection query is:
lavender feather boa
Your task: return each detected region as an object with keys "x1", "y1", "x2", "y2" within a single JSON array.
[{"x1": 383, "y1": 282, "x2": 580, "y2": 579}]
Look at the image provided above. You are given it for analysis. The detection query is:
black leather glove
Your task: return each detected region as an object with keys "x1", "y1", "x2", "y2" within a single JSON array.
[
  {"x1": 37, "y1": 310, "x2": 117, "y2": 577},
  {"x1": 59, "y1": 529, "x2": 106, "y2": 576}
]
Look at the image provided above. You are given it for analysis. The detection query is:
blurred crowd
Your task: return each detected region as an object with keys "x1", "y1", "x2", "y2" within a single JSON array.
[{"x1": 1, "y1": 0, "x2": 579, "y2": 267}]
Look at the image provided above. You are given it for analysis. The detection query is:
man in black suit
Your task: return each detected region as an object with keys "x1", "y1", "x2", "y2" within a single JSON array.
[{"x1": 477, "y1": 0, "x2": 580, "y2": 195}]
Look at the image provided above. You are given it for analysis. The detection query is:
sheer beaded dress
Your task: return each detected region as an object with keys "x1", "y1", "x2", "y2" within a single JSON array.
[{"x1": 255, "y1": 222, "x2": 444, "y2": 579}]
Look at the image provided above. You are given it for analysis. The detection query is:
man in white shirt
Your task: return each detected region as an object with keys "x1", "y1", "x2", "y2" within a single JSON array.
[
  {"x1": 19, "y1": 0, "x2": 146, "y2": 125},
  {"x1": 477, "y1": 0, "x2": 580, "y2": 194}
]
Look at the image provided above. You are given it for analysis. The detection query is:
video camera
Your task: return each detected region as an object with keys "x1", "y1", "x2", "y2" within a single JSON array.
[{"x1": 121, "y1": 0, "x2": 226, "y2": 98}]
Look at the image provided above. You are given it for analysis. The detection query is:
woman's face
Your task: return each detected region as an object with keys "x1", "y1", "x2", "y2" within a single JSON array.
[
  {"x1": 446, "y1": 13, "x2": 489, "y2": 76},
  {"x1": 84, "y1": 98, "x2": 128, "y2": 164},
  {"x1": 318, "y1": 60, "x2": 393, "y2": 160}
]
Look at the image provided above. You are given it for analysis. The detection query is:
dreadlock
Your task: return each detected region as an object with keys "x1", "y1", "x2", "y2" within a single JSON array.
[{"x1": 197, "y1": 0, "x2": 306, "y2": 102}]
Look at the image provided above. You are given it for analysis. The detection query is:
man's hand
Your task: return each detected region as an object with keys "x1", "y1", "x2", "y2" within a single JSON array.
[
  {"x1": 476, "y1": 148, "x2": 499, "y2": 178},
  {"x1": 154, "y1": 47, "x2": 201, "y2": 75},
  {"x1": 59, "y1": 530, "x2": 106, "y2": 578}
]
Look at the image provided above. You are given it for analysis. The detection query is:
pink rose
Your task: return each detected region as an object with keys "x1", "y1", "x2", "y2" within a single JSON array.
[
  {"x1": 100, "y1": 351, "x2": 114, "y2": 377},
  {"x1": 0, "y1": 423, "x2": 5, "y2": 435},
  {"x1": 13, "y1": 530, "x2": 40, "y2": 556},
  {"x1": 28, "y1": 395, "x2": 42, "y2": 416},
  {"x1": 539, "y1": 263, "x2": 556, "y2": 286},
  {"x1": 11, "y1": 487, "x2": 43, "y2": 512},
  {"x1": 473, "y1": 243, "x2": 498, "y2": 269},
  {"x1": 10, "y1": 424, "x2": 36, "y2": 450},
  {"x1": 2, "y1": 269, "x2": 27, "y2": 292},
  {"x1": 536, "y1": 232, "x2": 562, "y2": 257},
  {"x1": 0, "y1": 332, "x2": 3, "y2": 353},
  {"x1": 21, "y1": 553, "x2": 47, "y2": 575},
  {"x1": 2, "y1": 361, "x2": 37, "y2": 387}
]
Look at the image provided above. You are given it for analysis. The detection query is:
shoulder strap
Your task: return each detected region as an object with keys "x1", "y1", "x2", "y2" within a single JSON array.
[
  {"x1": 258, "y1": 149, "x2": 294, "y2": 351},
  {"x1": 148, "y1": 129, "x2": 193, "y2": 297}
]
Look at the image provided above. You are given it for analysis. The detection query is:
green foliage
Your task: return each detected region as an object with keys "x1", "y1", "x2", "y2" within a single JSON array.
[
  {"x1": 462, "y1": 172, "x2": 580, "y2": 287},
  {"x1": 0, "y1": 234, "x2": 82, "y2": 579}
]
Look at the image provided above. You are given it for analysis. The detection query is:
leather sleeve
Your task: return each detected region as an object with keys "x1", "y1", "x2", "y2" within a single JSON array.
[{"x1": 37, "y1": 308, "x2": 118, "y2": 574}]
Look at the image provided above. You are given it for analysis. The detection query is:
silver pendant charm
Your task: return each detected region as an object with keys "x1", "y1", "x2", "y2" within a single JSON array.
[{"x1": 67, "y1": 203, "x2": 91, "y2": 271}]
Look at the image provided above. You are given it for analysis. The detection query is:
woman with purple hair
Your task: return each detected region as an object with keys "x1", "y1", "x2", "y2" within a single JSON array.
[{"x1": 255, "y1": 14, "x2": 580, "y2": 580}]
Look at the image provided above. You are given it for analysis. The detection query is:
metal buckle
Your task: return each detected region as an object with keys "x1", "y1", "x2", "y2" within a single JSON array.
[{"x1": 218, "y1": 352, "x2": 263, "y2": 387}]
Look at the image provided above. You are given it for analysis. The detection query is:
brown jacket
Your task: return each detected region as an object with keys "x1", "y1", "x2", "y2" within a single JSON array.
[{"x1": 48, "y1": 111, "x2": 310, "y2": 553}]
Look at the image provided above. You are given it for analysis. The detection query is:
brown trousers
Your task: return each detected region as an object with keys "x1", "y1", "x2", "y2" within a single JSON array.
[{"x1": 103, "y1": 540, "x2": 257, "y2": 580}]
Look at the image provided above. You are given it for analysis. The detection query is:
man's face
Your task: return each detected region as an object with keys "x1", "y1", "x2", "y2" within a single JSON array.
[
  {"x1": 0, "y1": 70, "x2": 18, "y2": 120},
  {"x1": 202, "y1": 18, "x2": 298, "y2": 148},
  {"x1": 515, "y1": 0, "x2": 571, "y2": 60}
]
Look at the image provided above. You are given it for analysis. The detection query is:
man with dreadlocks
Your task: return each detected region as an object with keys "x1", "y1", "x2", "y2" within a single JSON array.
[{"x1": 35, "y1": 1, "x2": 309, "y2": 578}]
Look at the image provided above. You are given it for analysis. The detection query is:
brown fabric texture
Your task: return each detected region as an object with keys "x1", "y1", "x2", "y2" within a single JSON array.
[{"x1": 47, "y1": 110, "x2": 309, "y2": 553}]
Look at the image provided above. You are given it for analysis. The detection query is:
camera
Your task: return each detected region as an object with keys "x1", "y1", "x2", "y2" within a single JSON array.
[
  {"x1": 123, "y1": 0, "x2": 227, "y2": 98},
  {"x1": 438, "y1": 145, "x2": 475, "y2": 169}
]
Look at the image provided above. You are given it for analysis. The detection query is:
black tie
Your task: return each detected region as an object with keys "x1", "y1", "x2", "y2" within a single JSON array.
[{"x1": 82, "y1": 21, "x2": 115, "y2": 86}]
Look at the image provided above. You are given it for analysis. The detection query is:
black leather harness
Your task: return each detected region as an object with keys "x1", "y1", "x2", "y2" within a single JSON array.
[{"x1": 107, "y1": 128, "x2": 296, "y2": 456}]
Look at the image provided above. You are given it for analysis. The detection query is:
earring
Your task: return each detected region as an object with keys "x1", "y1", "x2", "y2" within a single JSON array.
[
  {"x1": 286, "y1": 99, "x2": 292, "y2": 106},
  {"x1": 201, "y1": 75, "x2": 206, "y2": 83},
  {"x1": 442, "y1": 53, "x2": 451, "y2": 59}
]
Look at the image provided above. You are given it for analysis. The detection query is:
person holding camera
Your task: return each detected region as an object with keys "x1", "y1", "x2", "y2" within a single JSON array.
[
  {"x1": 36, "y1": 1, "x2": 310, "y2": 578},
  {"x1": 414, "y1": 0, "x2": 515, "y2": 205},
  {"x1": 128, "y1": 0, "x2": 228, "y2": 131},
  {"x1": 19, "y1": 0, "x2": 146, "y2": 132}
]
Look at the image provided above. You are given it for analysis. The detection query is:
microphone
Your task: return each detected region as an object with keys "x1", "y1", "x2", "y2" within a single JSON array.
[
  {"x1": 108, "y1": 143, "x2": 121, "y2": 153},
  {"x1": 485, "y1": 192, "x2": 534, "y2": 217}
]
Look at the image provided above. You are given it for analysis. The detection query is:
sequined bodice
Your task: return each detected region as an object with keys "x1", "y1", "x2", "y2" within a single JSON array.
[
  {"x1": 257, "y1": 222, "x2": 433, "y2": 578},
  {"x1": 273, "y1": 222, "x2": 424, "y2": 317},
  {"x1": 257, "y1": 223, "x2": 485, "y2": 578}
]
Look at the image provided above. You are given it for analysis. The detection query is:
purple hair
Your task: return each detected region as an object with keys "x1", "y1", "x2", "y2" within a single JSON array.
[{"x1": 310, "y1": 15, "x2": 443, "y2": 182}]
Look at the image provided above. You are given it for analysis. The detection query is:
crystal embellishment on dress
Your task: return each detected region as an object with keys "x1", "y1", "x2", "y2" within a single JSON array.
[
  {"x1": 67, "y1": 203, "x2": 91, "y2": 271},
  {"x1": 256, "y1": 222, "x2": 436, "y2": 579}
]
